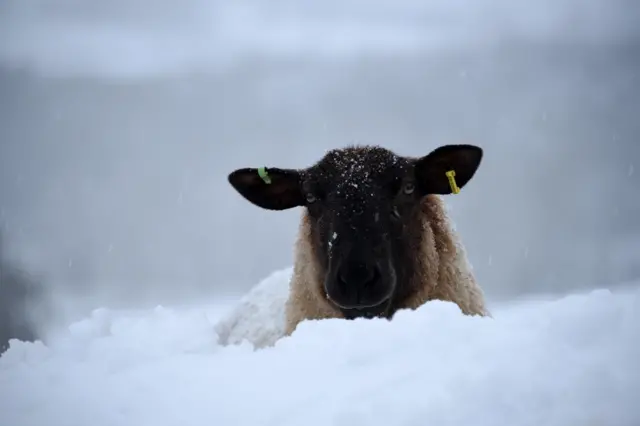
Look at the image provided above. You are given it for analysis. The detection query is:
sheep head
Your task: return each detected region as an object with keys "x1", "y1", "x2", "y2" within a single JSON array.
[{"x1": 228, "y1": 144, "x2": 483, "y2": 319}]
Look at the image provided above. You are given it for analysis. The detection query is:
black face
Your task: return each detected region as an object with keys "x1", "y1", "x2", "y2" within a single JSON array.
[
  {"x1": 228, "y1": 144, "x2": 483, "y2": 319},
  {"x1": 300, "y1": 147, "x2": 414, "y2": 318}
]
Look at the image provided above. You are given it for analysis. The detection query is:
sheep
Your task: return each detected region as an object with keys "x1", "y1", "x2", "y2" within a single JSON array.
[{"x1": 228, "y1": 143, "x2": 489, "y2": 340}]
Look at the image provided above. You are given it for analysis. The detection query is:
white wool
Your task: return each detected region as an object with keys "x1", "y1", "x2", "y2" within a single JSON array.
[{"x1": 213, "y1": 268, "x2": 292, "y2": 349}]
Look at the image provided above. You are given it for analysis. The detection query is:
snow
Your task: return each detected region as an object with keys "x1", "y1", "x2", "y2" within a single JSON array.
[{"x1": 1, "y1": 268, "x2": 640, "y2": 426}]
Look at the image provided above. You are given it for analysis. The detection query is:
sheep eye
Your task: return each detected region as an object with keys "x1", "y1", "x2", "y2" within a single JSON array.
[
  {"x1": 391, "y1": 206, "x2": 401, "y2": 219},
  {"x1": 306, "y1": 193, "x2": 317, "y2": 204},
  {"x1": 403, "y1": 182, "x2": 415, "y2": 195}
]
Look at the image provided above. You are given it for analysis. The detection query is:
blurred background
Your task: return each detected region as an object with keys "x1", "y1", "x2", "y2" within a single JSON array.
[{"x1": 1, "y1": 0, "x2": 639, "y2": 349}]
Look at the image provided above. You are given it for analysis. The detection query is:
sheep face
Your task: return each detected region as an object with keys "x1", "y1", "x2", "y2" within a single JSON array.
[{"x1": 228, "y1": 144, "x2": 482, "y2": 319}]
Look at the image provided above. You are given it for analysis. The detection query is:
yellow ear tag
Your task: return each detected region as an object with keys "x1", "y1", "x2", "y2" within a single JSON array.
[{"x1": 446, "y1": 170, "x2": 460, "y2": 194}]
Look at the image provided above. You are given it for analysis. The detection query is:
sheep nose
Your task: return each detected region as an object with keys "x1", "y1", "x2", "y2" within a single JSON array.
[
  {"x1": 337, "y1": 261, "x2": 377, "y2": 289},
  {"x1": 334, "y1": 261, "x2": 381, "y2": 307}
]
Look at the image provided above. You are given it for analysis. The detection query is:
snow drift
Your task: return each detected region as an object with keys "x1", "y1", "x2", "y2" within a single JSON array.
[{"x1": 1, "y1": 268, "x2": 639, "y2": 426}]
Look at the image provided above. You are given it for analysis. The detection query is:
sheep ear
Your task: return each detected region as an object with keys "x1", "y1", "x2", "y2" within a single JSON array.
[
  {"x1": 228, "y1": 167, "x2": 304, "y2": 210},
  {"x1": 414, "y1": 144, "x2": 483, "y2": 195}
]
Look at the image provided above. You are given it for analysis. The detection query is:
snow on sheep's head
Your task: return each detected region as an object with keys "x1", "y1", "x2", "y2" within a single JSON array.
[{"x1": 228, "y1": 144, "x2": 482, "y2": 319}]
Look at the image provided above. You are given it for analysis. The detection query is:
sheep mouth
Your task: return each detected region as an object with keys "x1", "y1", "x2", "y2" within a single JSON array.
[{"x1": 338, "y1": 299, "x2": 391, "y2": 320}]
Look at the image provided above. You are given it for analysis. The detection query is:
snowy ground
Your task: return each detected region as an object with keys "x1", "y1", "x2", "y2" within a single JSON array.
[{"x1": 1, "y1": 269, "x2": 639, "y2": 426}]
